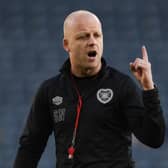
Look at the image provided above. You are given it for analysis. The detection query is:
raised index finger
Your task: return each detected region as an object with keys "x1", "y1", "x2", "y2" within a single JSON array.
[{"x1": 142, "y1": 45, "x2": 149, "y2": 62}]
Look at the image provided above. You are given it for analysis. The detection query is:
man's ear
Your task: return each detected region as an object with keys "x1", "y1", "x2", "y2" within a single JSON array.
[{"x1": 63, "y1": 38, "x2": 70, "y2": 52}]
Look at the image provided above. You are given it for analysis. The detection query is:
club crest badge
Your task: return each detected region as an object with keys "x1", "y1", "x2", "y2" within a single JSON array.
[
  {"x1": 97, "y1": 88, "x2": 113, "y2": 104},
  {"x1": 52, "y1": 96, "x2": 63, "y2": 105}
]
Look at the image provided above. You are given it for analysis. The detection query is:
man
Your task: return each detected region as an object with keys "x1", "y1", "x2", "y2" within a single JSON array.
[{"x1": 14, "y1": 10, "x2": 165, "y2": 168}]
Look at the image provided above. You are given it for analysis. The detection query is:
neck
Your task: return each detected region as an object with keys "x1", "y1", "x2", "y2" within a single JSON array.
[{"x1": 71, "y1": 63, "x2": 102, "y2": 78}]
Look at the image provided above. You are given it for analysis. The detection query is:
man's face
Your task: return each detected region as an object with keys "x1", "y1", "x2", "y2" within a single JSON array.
[{"x1": 63, "y1": 14, "x2": 103, "y2": 75}]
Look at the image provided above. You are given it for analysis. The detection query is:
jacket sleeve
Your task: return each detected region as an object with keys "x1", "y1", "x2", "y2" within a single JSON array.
[
  {"x1": 121, "y1": 77, "x2": 165, "y2": 148},
  {"x1": 13, "y1": 82, "x2": 53, "y2": 168}
]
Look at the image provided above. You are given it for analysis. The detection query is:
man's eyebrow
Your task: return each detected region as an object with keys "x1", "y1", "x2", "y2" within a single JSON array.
[
  {"x1": 75, "y1": 32, "x2": 89, "y2": 38},
  {"x1": 76, "y1": 31, "x2": 101, "y2": 36},
  {"x1": 76, "y1": 32, "x2": 88, "y2": 36}
]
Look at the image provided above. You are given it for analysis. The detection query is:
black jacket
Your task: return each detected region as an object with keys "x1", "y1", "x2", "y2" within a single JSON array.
[{"x1": 14, "y1": 58, "x2": 165, "y2": 168}]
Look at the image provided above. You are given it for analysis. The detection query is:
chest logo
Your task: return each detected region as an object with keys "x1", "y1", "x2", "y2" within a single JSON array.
[
  {"x1": 52, "y1": 96, "x2": 63, "y2": 105},
  {"x1": 97, "y1": 88, "x2": 113, "y2": 104}
]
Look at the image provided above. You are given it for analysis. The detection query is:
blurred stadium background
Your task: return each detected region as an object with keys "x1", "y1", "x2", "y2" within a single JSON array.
[{"x1": 0, "y1": 0, "x2": 167, "y2": 167}]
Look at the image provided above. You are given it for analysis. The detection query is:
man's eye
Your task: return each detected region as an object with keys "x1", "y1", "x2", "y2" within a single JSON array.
[
  {"x1": 77, "y1": 35, "x2": 88, "y2": 40},
  {"x1": 79, "y1": 36, "x2": 85, "y2": 39},
  {"x1": 94, "y1": 33, "x2": 101, "y2": 38}
]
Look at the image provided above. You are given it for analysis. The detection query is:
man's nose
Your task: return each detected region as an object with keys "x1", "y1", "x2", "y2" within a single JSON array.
[{"x1": 88, "y1": 35, "x2": 96, "y2": 46}]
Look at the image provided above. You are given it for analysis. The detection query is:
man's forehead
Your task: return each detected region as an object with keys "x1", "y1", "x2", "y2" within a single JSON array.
[
  {"x1": 64, "y1": 10, "x2": 102, "y2": 37},
  {"x1": 69, "y1": 16, "x2": 102, "y2": 33},
  {"x1": 68, "y1": 14, "x2": 100, "y2": 28},
  {"x1": 65, "y1": 10, "x2": 100, "y2": 23}
]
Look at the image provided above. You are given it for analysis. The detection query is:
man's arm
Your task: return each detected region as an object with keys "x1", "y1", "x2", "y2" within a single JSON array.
[
  {"x1": 14, "y1": 82, "x2": 53, "y2": 168},
  {"x1": 121, "y1": 76, "x2": 165, "y2": 148},
  {"x1": 123, "y1": 46, "x2": 165, "y2": 147}
]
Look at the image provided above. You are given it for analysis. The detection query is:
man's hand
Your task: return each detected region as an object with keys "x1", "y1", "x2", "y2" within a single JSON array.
[{"x1": 130, "y1": 46, "x2": 154, "y2": 90}]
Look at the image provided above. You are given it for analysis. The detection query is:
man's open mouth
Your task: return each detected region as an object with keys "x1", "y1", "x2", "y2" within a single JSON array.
[{"x1": 87, "y1": 51, "x2": 97, "y2": 57}]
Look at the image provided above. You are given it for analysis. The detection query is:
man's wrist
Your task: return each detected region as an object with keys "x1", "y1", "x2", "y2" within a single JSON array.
[{"x1": 142, "y1": 82, "x2": 154, "y2": 90}]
